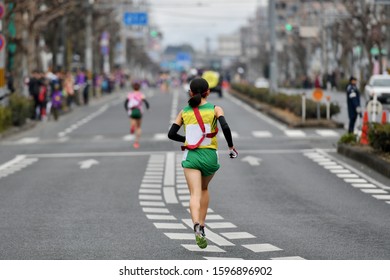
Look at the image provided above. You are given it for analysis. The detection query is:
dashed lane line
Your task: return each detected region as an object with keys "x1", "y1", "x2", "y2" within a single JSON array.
[{"x1": 305, "y1": 151, "x2": 390, "y2": 205}]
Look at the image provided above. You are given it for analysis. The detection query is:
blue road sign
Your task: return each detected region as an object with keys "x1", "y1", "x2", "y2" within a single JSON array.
[{"x1": 123, "y1": 12, "x2": 148, "y2": 26}]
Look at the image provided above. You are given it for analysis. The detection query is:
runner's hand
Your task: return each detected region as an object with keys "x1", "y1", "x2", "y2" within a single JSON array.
[{"x1": 229, "y1": 147, "x2": 238, "y2": 159}]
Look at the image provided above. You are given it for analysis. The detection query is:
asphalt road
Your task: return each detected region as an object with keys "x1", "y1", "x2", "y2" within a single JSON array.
[{"x1": 0, "y1": 86, "x2": 389, "y2": 260}]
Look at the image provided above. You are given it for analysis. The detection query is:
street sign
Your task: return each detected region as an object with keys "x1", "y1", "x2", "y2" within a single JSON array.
[
  {"x1": 366, "y1": 100, "x2": 383, "y2": 116},
  {"x1": 123, "y1": 12, "x2": 148, "y2": 26},
  {"x1": 312, "y1": 88, "x2": 323, "y2": 102}
]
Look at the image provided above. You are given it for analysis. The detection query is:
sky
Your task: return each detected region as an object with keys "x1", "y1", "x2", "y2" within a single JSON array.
[{"x1": 148, "y1": 0, "x2": 267, "y2": 51}]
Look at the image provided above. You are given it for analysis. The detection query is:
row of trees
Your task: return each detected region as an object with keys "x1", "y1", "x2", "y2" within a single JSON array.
[{"x1": 4, "y1": 0, "x2": 158, "y2": 94}]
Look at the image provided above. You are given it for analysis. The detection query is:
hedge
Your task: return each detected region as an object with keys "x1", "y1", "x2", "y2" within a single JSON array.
[
  {"x1": 0, "y1": 105, "x2": 12, "y2": 133},
  {"x1": 231, "y1": 83, "x2": 340, "y2": 119},
  {"x1": 8, "y1": 94, "x2": 33, "y2": 126},
  {"x1": 368, "y1": 123, "x2": 390, "y2": 152}
]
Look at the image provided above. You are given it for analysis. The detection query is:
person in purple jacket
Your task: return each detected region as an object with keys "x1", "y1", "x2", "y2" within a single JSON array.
[{"x1": 51, "y1": 83, "x2": 62, "y2": 121}]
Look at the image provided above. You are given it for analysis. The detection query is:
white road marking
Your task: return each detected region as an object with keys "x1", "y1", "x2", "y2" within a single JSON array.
[
  {"x1": 220, "y1": 232, "x2": 256, "y2": 240},
  {"x1": 16, "y1": 137, "x2": 39, "y2": 144},
  {"x1": 177, "y1": 184, "x2": 187, "y2": 189},
  {"x1": 138, "y1": 195, "x2": 162, "y2": 201},
  {"x1": 329, "y1": 169, "x2": 351, "y2": 174},
  {"x1": 182, "y1": 202, "x2": 189, "y2": 207},
  {"x1": 271, "y1": 256, "x2": 305, "y2": 260},
  {"x1": 146, "y1": 215, "x2": 176, "y2": 220},
  {"x1": 285, "y1": 130, "x2": 306, "y2": 137},
  {"x1": 205, "y1": 215, "x2": 224, "y2": 220},
  {"x1": 204, "y1": 257, "x2": 244, "y2": 260},
  {"x1": 123, "y1": 135, "x2": 135, "y2": 141},
  {"x1": 142, "y1": 179, "x2": 163, "y2": 183},
  {"x1": 181, "y1": 245, "x2": 226, "y2": 253},
  {"x1": 143, "y1": 175, "x2": 164, "y2": 180},
  {"x1": 243, "y1": 243, "x2": 283, "y2": 253},
  {"x1": 386, "y1": 202, "x2": 390, "y2": 205},
  {"x1": 142, "y1": 207, "x2": 169, "y2": 213},
  {"x1": 139, "y1": 189, "x2": 161, "y2": 194},
  {"x1": 324, "y1": 165, "x2": 344, "y2": 170},
  {"x1": 164, "y1": 233, "x2": 193, "y2": 240},
  {"x1": 344, "y1": 178, "x2": 368, "y2": 183},
  {"x1": 252, "y1": 131, "x2": 273, "y2": 138},
  {"x1": 145, "y1": 172, "x2": 164, "y2": 176},
  {"x1": 140, "y1": 184, "x2": 162, "y2": 189},
  {"x1": 179, "y1": 195, "x2": 190, "y2": 201},
  {"x1": 207, "y1": 222, "x2": 237, "y2": 229},
  {"x1": 316, "y1": 129, "x2": 339, "y2": 137},
  {"x1": 177, "y1": 189, "x2": 190, "y2": 194},
  {"x1": 352, "y1": 183, "x2": 377, "y2": 188},
  {"x1": 164, "y1": 152, "x2": 175, "y2": 186},
  {"x1": 139, "y1": 201, "x2": 165, "y2": 207},
  {"x1": 153, "y1": 223, "x2": 186, "y2": 229},
  {"x1": 0, "y1": 155, "x2": 26, "y2": 171},
  {"x1": 317, "y1": 161, "x2": 338, "y2": 166},
  {"x1": 372, "y1": 195, "x2": 390, "y2": 200},
  {"x1": 154, "y1": 133, "x2": 168, "y2": 141},
  {"x1": 360, "y1": 189, "x2": 387, "y2": 194},
  {"x1": 336, "y1": 174, "x2": 359, "y2": 178},
  {"x1": 164, "y1": 187, "x2": 179, "y2": 204}
]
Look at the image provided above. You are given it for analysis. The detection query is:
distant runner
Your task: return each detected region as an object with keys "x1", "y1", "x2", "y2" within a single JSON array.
[
  {"x1": 124, "y1": 82, "x2": 150, "y2": 149},
  {"x1": 168, "y1": 78, "x2": 238, "y2": 249}
]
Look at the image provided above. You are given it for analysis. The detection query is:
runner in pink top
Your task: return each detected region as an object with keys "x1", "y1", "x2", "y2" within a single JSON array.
[{"x1": 124, "y1": 82, "x2": 150, "y2": 148}]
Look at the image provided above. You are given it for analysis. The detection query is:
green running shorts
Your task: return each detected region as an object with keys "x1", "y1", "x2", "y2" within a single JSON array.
[{"x1": 182, "y1": 148, "x2": 220, "y2": 177}]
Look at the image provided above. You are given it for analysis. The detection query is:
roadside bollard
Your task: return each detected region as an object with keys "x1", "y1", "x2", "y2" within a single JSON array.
[
  {"x1": 326, "y1": 96, "x2": 331, "y2": 120},
  {"x1": 301, "y1": 92, "x2": 306, "y2": 122}
]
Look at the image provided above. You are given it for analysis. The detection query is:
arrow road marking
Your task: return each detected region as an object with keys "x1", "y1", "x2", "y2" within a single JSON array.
[
  {"x1": 241, "y1": 156, "x2": 262, "y2": 166},
  {"x1": 78, "y1": 159, "x2": 99, "y2": 169}
]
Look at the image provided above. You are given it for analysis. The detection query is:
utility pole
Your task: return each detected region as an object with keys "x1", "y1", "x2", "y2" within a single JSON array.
[
  {"x1": 85, "y1": 0, "x2": 94, "y2": 79},
  {"x1": 268, "y1": 0, "x2": 278, "y2": 93}
]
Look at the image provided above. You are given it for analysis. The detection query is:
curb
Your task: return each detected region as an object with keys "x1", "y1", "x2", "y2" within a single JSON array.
[
  {"x1": 229, "y1": 89, "x2": 344, "y2": 128},
  {"x1": 337, "y1": 144, "x2": 390, "y2": 179}
]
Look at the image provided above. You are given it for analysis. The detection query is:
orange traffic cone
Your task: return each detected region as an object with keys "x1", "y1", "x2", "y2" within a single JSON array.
[
  {"x1": 381, "y1": 111, "x2": 387, "y2": 124},
  {"x1": 360, "y1": 111, "x2": 369, "y2": 145}
]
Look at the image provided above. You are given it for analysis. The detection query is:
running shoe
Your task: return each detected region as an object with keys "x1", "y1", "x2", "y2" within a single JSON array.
[
  {"x1": 133, "y1": 142, "x2": 140, "y2": 149},
  {"x1": 194, "y1": 223, "x2": 207, "y2": 249}
]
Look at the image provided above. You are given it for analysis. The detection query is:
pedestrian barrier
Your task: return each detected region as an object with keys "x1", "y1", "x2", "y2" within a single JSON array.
[{"x1": 360, "y1": 111, "x2": 369, "y2": 145}]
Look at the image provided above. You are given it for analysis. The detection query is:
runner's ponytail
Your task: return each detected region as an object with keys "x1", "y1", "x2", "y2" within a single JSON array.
[
  {"x1": 188, "y1": 93, "x2": 202, "y2": 108},
  {"x1": 188, "y1": 78, "x2": 209, "y2": 108}
]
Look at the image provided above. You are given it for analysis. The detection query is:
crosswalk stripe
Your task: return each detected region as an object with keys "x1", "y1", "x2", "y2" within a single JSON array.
[
  {"x1": 372, "y1": 195, "x2": 390, "y2": 200},
  {"x1": 207, "y1": 222, "x2": 237, "y2": 229},
  {"x1": 146, "y1": 215, "x2": 176, "y2": 220},
  {"x1": 205, "y1": 214, "x2": 224, "y2": 220},
  {"x1": 351, "y1": 183, "x2": 377, "y2": 188},
  {"x1": 204, "y1": 257, "x2": 244, "y2": 260},
  {"x1": 140, "y1": 184, "x2": 162, "y2": 188},
  {"x1": 139, "y1": 201, "x2": 165, "y2": 207},
  {"x1": 164, "y1": 233, "x2": 194, "y2": 240},
  {"x1": 177, "y1": 189, "x2": 190, "y2": 194},
  {"x1": 316, "y1": 129, "x2": 339, "y2": 137},
  {"x1": 177, "y1": 184, "x2": 187, "y2": 189},
  {"x1": 17, "y1": 137, "x2": 39, "y2": 144},
  {"x1": 329, "y1": 169, "x2": 351, "y2": 174},
  {"x1": 154, "y1": 133, "x2": 168, "y2": 141},
  {"x1": 284, "y1": 130, "x2": 306, "y2": 137},
  {"x1": 360, "y1": 189, "x2": 387, "y2": 194},
  {"x1": 336, "y1": 174, "x2": 359, "y2": 178},
  {"x1": 181, "y1": 244, "x2": 226, "y2": 253},
  {"x1": 271, "y1": 256, "x2": 305, "y2": 260},
  {"x1": 139, "y1": 189, "x2": 161, "y2": 194},
  {"x1": 139, "y1": 195, "x2": 162, "y2": 201},
  {"x1": 142, "y1": 208, "x2": 169, "y2": 213},
  {"x1": 220, "y1": 232, "x2": 256, "y2": 240},
  {"x1": 344, "y1": 178, "x2": 367, "y2": 183},
  {"x1": 252, "y1": 131, "x2": 273, "y2": 138},
  {"x1": 243, "y1": 243, "x2": 283, "y2": 253},
  {"x1": 178, "y1": 195, "x2": 190, "y2": 201},
  {"x1": 153, "y1": 223, "x2": 186, "y2": 229}
]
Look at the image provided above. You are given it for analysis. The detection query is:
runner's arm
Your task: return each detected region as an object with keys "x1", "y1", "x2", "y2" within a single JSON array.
[
  {"x1": 143, "y1": 99, "x2": 150, "y2": 109},
  {"x1": 215, "y1": 106, "x2": 234, "y2": 148},
  {"x1": 124, "y1": 99, "x2": 128, "y2": 110},
  {"x1": 168, "y1": 111, "x2": 185, "y2": 143}
]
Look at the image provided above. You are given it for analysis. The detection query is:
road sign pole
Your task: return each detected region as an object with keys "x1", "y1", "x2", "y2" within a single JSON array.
[{"x1": 0, "y1": 1, "x2": 6, "y2": 102}]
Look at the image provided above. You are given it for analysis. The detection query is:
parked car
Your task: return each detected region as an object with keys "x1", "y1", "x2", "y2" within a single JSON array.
[
  {"x1": 364, "y1": 75, "x2": 390, "y2": 104},
  {"x1": 254, "y1": 77, "x2": 269, "y2": 89}
]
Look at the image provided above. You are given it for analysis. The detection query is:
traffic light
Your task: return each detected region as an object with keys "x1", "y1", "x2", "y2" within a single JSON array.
[
  {"x1": 150, "y1": 30, "x2": 158, "y2": 38},
  {"x1": 285, "y1": 23, "x2": 293, "y2": 32}
]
